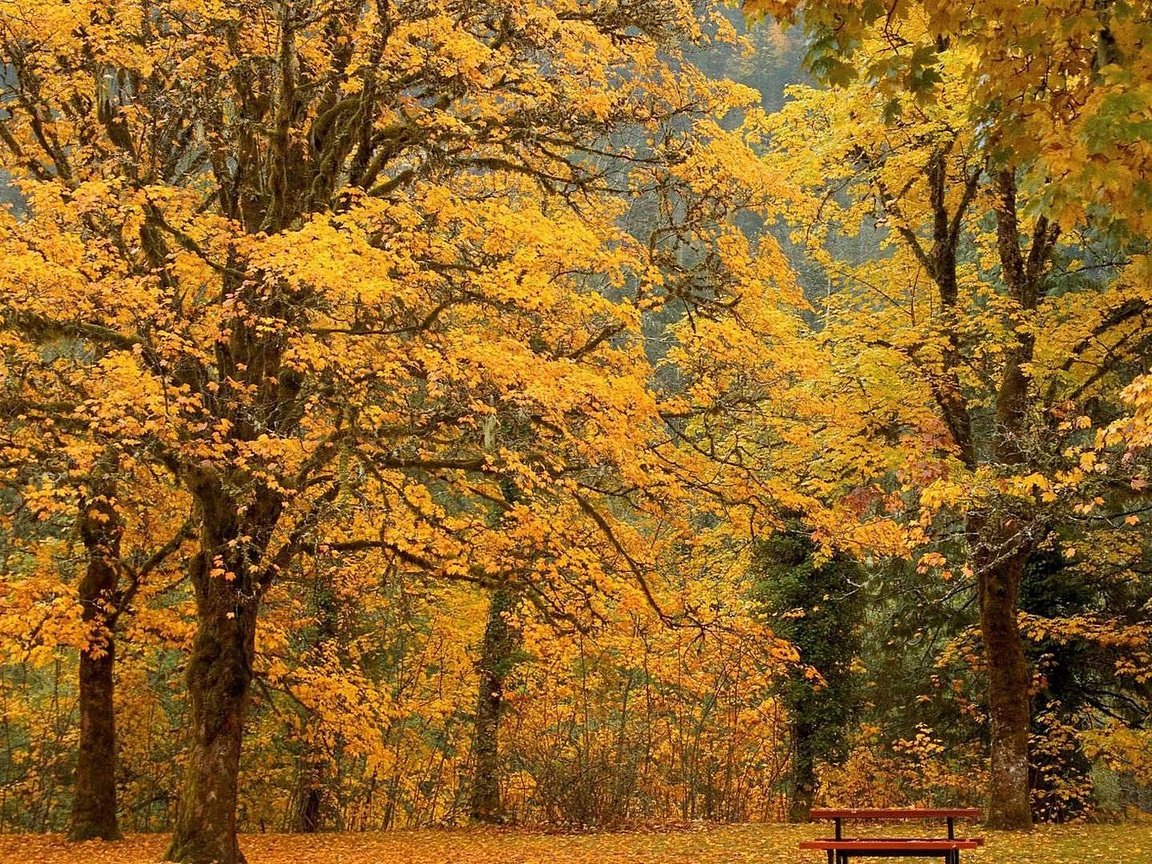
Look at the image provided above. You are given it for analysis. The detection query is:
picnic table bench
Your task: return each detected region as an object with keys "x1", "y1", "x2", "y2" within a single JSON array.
[{"x1": 799, "y1": 808, "x2": 984, "y2": 864}]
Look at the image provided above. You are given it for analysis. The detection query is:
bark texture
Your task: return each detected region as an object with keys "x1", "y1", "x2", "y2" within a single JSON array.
[
  {"x1": 166, "y1": 472, "x2": 282, "y2": 864},
  {"x1": 69, "y1": 482, "x2": 123, "y2": 842},
  {"x1": 165, "y1": 548, "x2": 257, "y2": 864},
  {"x1": 975, "y1": 528, "x2": 1034, "y2": 829},
  {"x1": 292, "y1": 580, "x2": 337, "y2": 834},
  {"x1": 469, "y1": 585, "x2": 520, "y2": 823}
]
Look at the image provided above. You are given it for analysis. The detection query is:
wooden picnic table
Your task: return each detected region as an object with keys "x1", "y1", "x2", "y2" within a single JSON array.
[{"x1": 799, "y1": 808, "x2": 985, "y2": 864}]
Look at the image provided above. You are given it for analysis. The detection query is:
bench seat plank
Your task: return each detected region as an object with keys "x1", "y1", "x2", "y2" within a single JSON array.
[{"x1": 800, "y1": 840, "x2": 983, "y2": 851}]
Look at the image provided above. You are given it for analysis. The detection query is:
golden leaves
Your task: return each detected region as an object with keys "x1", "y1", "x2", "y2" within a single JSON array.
[{"x1": 1, "y1": 824, "x2": 1151, "y2": 864}]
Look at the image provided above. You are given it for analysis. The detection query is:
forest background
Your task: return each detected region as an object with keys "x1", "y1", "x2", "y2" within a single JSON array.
[{"x1": 0, "y1": 1, "x2": 1150, "y2": 863}]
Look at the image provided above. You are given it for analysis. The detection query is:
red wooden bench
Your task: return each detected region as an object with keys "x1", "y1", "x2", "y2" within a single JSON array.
[{"x1": 799, "y1": 808, "x2": 985, "y2": 864}]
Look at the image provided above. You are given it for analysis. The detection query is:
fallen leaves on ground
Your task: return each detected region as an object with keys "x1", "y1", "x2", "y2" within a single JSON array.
[{"x1": 1, "y1": 823, "x2": 1149, "y2": 864}]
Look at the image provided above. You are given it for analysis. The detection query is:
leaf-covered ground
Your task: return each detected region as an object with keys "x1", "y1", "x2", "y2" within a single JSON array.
[{"x1": 2, "y1": 823, "x2": 1150, "y2": 864}]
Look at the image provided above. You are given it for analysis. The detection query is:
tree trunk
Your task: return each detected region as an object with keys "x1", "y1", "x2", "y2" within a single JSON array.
[
  {"x1": 787, "y1": 718, "x2": 817, "y2": 823},
  {"x1": 70, "y1": 483, "x2": 123, "y2": 842},
  {"x1": 469, "y1": 585, "x2": 519, "y2": 823},
  {"x1": 975, "y1": 526, "x2": 1034, "y2": 830},
  {"x1": 978, "y1": 169, "x2": 1051, "y2": 830},
  {"x1": 291, "y1": 744, "x2": 329, "y2": 833},
  {"x1": 71, "y1": 644, "x2": 120, "y2": 841},
  {"x1": 293, "y1": 570, "x2": 338, "y2": 833},
  {"x1": 167, "y1": 478, "x2": 270, "y2": 864},
  {"x1": 293, "y1": 762, "x2": 324, "y2": 834}
]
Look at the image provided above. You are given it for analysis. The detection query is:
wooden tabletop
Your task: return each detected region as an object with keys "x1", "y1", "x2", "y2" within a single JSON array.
[{"x1": 809, "y1": 808, "x2": 984, "y2": 820}]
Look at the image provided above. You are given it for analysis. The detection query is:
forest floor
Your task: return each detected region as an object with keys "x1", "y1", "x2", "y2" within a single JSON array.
[{"x1": 1, "y1": 821, "x2": 1149, "y2": 864}]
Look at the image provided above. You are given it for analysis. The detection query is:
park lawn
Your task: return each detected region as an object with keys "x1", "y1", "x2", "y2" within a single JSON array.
[{"x1": 1, "y1": 822, "x2": 1149, "y2": 864}]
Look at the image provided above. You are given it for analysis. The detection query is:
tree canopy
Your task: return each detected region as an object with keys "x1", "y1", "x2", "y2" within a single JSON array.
[{"x1": 0, "y1": 1, "x2": 1149, "y2": 861}]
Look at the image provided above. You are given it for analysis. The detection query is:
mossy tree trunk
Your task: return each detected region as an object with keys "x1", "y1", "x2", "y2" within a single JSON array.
[
  {"x1": 787, "y1": 717, "x2": 818, "y2": 823},
  {"x1": 69, "y1": 478, "x2": 123, "y2": 842},
  {"x1": 293, "y1": 578, "x2": 338, "y2": 834},
  {"x1": 974, "y1": 521, "x2": 1034, "y2": 830},
  {"x1": 469, "y1": 584, "x2": 520, "y2": 824},
  {"x1": 166, "y1": 472, "x2": 283, "y2": 864}
]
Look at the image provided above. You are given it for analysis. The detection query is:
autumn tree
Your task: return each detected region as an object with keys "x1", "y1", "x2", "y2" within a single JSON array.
[
  {"x1": 0, "y1": 0, "x2": 799, "y2": 859},
  {"x1": 0, "y1": 322, "x2": 193, "y2": 841},
  {"x1": 755, "y1": 12, "x2": 1152, "y2": 827}
]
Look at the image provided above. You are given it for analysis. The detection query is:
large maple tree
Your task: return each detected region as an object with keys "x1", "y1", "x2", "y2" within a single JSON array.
[
  {"x1": 753, "y1": 8, "x2": 1152, "y2": 826},
  {"x1": 0, "y1": 1, "x2": 798, "y2": 860}
]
